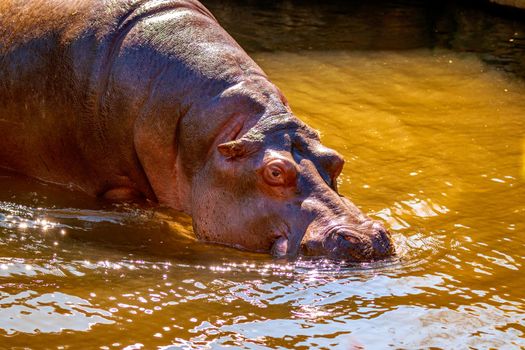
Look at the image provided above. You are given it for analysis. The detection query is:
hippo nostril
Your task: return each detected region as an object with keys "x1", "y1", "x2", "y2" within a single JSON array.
[
  {"x1": 371, "y1": 228, "x2": 394, "y2": 257},
  {"x1": 300, "y1": 224, "x2": 395, "y2": 261},
  {"x1": 335, "y1": 226, "x2": 394, "y2": 260},
  {"x1": 336, "y1": 230, "x2": 362, "y2": 245}
]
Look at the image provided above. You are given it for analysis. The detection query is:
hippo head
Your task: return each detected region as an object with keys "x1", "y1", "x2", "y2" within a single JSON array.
[{"x1": 190, "y1": 113, "x2": 394, "y2": 261}]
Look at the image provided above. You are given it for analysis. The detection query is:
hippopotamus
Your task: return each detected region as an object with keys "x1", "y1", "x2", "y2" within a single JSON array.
[{"x1": 0, "y1": 0, "x2": 394, "y2": 261}]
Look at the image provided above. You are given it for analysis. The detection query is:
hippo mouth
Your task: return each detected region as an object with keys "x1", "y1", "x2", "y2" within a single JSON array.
[
  {"x1": 269, "y1": 225, "x2": 291, "y2": 258},
  {"x1": 271, "y1": 235, "x2": 289, "y2": 257}
]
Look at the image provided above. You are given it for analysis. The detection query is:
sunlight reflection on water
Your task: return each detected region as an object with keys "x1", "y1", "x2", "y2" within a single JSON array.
[{"x1": 0, "y1": 291, "x2": 114, "y2": 335}]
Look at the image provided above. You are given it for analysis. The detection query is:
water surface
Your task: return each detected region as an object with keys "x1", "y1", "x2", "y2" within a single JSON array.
[{"x1": 1, "y1": 1, "x2": 525, "y2": 349}]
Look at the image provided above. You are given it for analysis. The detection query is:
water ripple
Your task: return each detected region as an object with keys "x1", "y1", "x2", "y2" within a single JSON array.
[{"x1": 0, "y1": 291, "x2": 114, "y2": 335}]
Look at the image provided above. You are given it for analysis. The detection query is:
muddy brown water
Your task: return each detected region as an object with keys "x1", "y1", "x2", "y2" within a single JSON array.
[{"x1": 1, "y1": 1, "x2": 525, "y2": 349}]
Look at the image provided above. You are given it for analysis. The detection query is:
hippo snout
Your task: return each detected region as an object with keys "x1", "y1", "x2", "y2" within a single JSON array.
[
  {"x1": 300, "y1": 221, "x2": 395, "y2": 262},
  {"x1": 370, "y1": 226, "x2": 394, "y2": 258}
]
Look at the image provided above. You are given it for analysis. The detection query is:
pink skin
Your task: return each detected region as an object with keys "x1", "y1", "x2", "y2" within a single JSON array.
[{"x1": 0, "y1": 0, "x2": 394, "y2": 261}]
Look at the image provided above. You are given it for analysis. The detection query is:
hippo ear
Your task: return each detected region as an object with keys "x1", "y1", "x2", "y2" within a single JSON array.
[{"x1": 217, "y1": 140, "x2": 246, "y2": 159}]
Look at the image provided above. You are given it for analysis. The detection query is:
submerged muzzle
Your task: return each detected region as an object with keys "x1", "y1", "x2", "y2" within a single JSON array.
[{"x1": 299, "y1": 220, "x2": 395, "y2": 261}]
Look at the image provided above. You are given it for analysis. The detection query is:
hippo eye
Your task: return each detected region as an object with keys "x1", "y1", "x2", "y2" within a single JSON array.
[{"x1": 262, "y1": 159, "x2": 296, "y2": 187}]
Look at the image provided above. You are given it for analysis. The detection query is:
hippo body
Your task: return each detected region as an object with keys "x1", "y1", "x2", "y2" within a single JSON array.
[{"x1": 0, "y1": 0, "x2": 394, "y2": 260}]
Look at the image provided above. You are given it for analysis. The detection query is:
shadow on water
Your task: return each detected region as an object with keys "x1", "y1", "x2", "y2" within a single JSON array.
[{"x1": 203, "y1": 0, "x2": 525, "y2": 79}]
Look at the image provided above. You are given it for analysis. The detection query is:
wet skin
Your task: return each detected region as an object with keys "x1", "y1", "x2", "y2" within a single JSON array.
[{"x1": 0, "y1": 0, "x2": 394, "y2": 261}]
